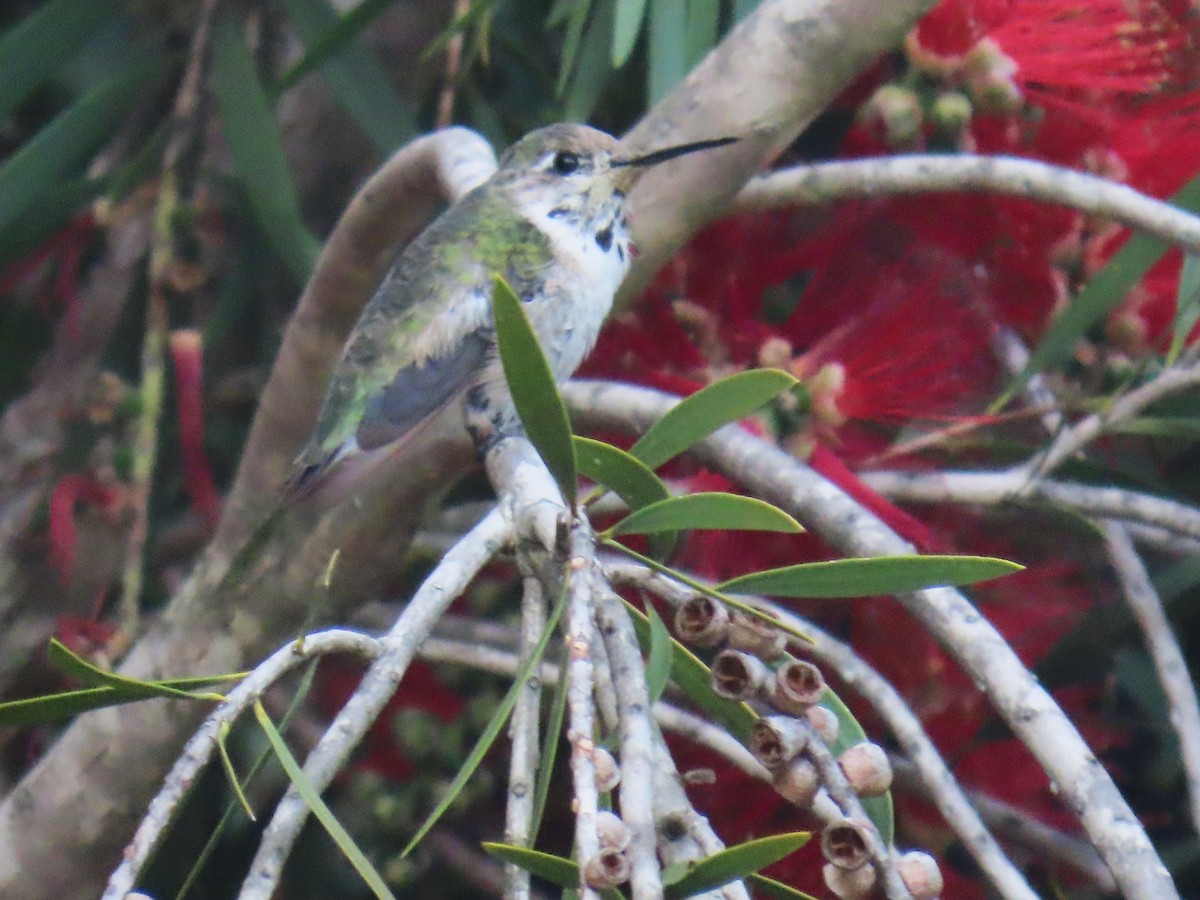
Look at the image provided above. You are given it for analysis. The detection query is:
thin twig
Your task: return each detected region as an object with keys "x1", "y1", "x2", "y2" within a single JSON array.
[
  {"x1": 733, "y1": 154, "x2": 1200, "y2": 257},
  {"x1": 103, "y1": 628, "x2": 381, "y2": 898},
  {"x1": 565, "y1": 527, "x2": 602, "y2": 900},
  {"x1": 1102, "y1": 521, "x2": 1200, "y2": 835},
  {"x1": 1017, "y1": 360, "x2": 1200, "y2": 478},
  {"x1": 594, "y1": 589, "x2": 664, "y2": 900},
  {"x1": 565, "y1": 379, "x2": 1178, "y2": 900},
  {"x1": 861, "y1": 469, "x2": 1200, "y2": 542},
  {"x1": 120, "y1": 0, "x2": 220, "y2": 632},
  {"x1": 503, "y1": 577, "x2": 546, "y2": 900},
  {"x1": 238, "y1": 507, "x2": 509, "y2": 899}
]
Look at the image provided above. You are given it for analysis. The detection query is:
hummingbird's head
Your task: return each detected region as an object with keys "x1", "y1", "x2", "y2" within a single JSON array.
[{"x1": 498, "y1": 124, "x2": 736, "y2": 240}]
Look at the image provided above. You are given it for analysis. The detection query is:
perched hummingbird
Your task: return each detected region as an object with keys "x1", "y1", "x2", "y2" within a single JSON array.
[{"x1": 289, "y1": 123, "x2": 735, "y2": 499}]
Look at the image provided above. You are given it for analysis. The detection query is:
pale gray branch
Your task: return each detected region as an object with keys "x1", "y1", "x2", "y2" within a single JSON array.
[
  {"x1": 734, "y1": 155, "x2": 1200, "y2": 257},
  {"x1": 104, "y1": 629, "x2": 382, "y2": 899},
  {"x1": 861, "y1": 469, "x2": 1200, "y2": 542},
  {"x1": 1102, "y1": 522, "x2": 1200, "y2": 836},
  {"x1": 565, "y1": 379, "x2": 1178, "y2": 899},
  {"x1": 238, "y1": 507, "x2": 509, "y2": 900}
]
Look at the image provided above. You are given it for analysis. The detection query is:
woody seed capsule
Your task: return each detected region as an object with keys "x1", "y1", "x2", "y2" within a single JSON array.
[
  {"x1": 822, "y1": 860, "x2": 877, "y2": 899},
  {"x1": 674, "y1": 595, "x2": 730, "y2": 646},
  {"x1": 712, "y1": 650, "x2": 773, "y2": 700},
  {"x1": 898, "y1": 850, "x2": 944, "y2": 899},
  {"x1": 771, "y1": 659, "x2": 826, "y2": 713},
  {"x1": 806, "y1": 704, "x2": 840, "y2": 744},
  {"x1": 727, "y1": 611, "x2": 786, "y2": 660},
  {"x1": 749, "y1": 716, "x2": 809, "y2": 770}
]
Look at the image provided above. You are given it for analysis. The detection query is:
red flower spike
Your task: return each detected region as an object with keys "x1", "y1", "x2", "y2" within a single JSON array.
[
  {"x1": 169, "y1": 329, "x2": 221, "y2": 527},
  {"x1": 0, "y1": 213, "x2": 96, "y2": 338},
  {"x1": 48, "y1": 475, "x2": 124, "y2": 584}
]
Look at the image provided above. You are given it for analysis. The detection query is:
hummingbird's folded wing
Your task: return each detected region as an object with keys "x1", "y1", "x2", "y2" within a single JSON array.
[{"x1": 355, "y1": 328, "x2": 490, "y2": 450}]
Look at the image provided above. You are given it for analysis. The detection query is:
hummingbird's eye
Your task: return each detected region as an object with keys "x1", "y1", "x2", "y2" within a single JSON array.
[{"x1": 551, "y1": 150, "x2": 581, "y2": 175}]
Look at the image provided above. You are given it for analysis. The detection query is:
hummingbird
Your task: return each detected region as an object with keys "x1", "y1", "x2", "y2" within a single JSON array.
[{"x1": 289, "y1": 123, "x2": 735, "y2": 500}]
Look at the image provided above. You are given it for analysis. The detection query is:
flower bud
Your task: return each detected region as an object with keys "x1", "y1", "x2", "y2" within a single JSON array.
[
  {"x1": 806, "y1": 704, "x2": 840, "y2": 744},
  {"x1": 727, "y1": 611, "x2": 786, "y2": 660},
  {"x1": 771, "y1": 659, "x2": 826, "y2": 714},
  {"x1": 774, "y1": 757, "x2": 820, "y2": 807},
  {"x1": 593, "y1": 746, "x2": 621, "y2": 792},
  {"x1": 674, "y1": 595, "x2": 729, "y2": 647},
  {"x1": 838, "y1": 742, "x2": 892, "y2": 797},
  {"x1": 822, "y1": 860, "x2": 877, "y2": 899},
  {"x1": 930, "y1": 91, "x2": 972, "y2": 137},
  {"x1": 860, "y1": 85, "x2": 924, "y2": 148},
  {"x1": 821, "y1": 818, "x2": 875, "y2": 871},
  {"x1": 898, "y1": 850, "x2": 943, "y2": 899},
  {"x1": 749, "y1": 716, "x2": 809, "y2": 770},
  {"x1": 712, "y1": 650, "x2": 773, "y2": 700},
  {"x1": 596, "y1": 810, "x2": 631, "y2": 852}
]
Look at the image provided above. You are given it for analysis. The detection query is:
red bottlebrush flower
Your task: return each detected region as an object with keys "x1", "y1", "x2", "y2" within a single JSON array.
[
  {"x1": 48, "y1": 474, "x2": 125, "y2": 584},
  {"x1": 913, "y1": 0, "x2": 1186, "y2": 107},
  {"x1": 0, "y1": 213, "x2": 96, "y2": 339},
  {"x1": 788, "y1": 249, "x2": 997, "y2": 436},
  {"x1": 169, "y1": 329, "x2": 221, "y2": 527}
]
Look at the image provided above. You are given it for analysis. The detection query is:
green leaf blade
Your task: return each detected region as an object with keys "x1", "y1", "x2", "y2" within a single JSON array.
[
  {"x1": 254, "y1": 702, "x2": 398, "y2": 899},
  {"x1": 213, "y1": 14, "x2": 320, "y2": 283},
  {"x1": 492, "y1": 276, "x2": 578, "y2": 506},
  {"x1": 663, "y1": 832, "x2": 811, "y2": 899},
  {"x1": 630, "y1": 369, "x2": 797, "y2": 471},
  {"x1": 0, "y1": 0, "x2": 120, "y2": 121},
  {"x1": 575, "y1": 436, "x2": 669, "y2": 510},
  {"x1": 717, "y1": 555, "x2": 1023, "y2": 599},
  {"x1": 611, "y1": 0, "x2": 648, "y2": 67},
  {"x1": 611, "y1": 493, "x2": 803, "y2": 536},
  {"x1": 645, "y1": 604, "x2": 674, "y2": 704},
  {"x1": 0, "y1": 57, "x2": 170, "y2": 236}
]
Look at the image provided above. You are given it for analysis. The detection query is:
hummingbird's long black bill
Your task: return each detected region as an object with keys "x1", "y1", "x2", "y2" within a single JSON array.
[{"x1": 612, "y1": 136, "x2": 738, "y2": 168}]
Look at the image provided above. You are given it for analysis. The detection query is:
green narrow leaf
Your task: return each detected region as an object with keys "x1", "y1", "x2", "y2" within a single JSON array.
[
  {"x1": 0, "y1": 56, "x2": 170, "y2": 235},
  {"x1": 481, "y1": 843, "x2": 625, "y2": 899},
  {"x1": 177, "y1": 660, "x2": 320, "y2": 900},
  {"x1": 647, "y1": 0, "x2": 687, "y2": 105},
  {"x1": 563, "y1": 0, "x2": 614, "y2": 121},
  {"x1": 254, "y1": 702, "x2": 398, "y2": 900},
  {"x1": 611, "y1": 0, "x2": 648, "y2": 67},
  {"x1": 645, "y1": 604, "x2": 673, "y2": 704},
  {"x1": 574, "y1": 436, "x2": 675, "y2": 558},
  {"x1": 630, "y1": 369, "x2": 797, "y2": 470},
  {"x1": 403, "y1": 581, "x2": 568, "y2": 857},
  {"x1": 554, "y1": 0, "x2": 597, "y2": 94},
  {"x1": 745, "y1": 874, "x2": 820, "y2": 899},
  {"x1": 492, "y1": 276, "x2": 578, "y2": 506},
  {"x1": 610, "y1": 493, "x2": 803, "y2": 536},
  {"x1": 0, "y1": 0, "x2": 119, "y2": 120},
  {"x1": 1115, "y1": 416, "x2": 1200, "y2": 439},
  {"x1": 574, "y1": 436, "x2": 670, "y2": 510},
  {"x1": 663, "y1": 832, "x2": 810, "y2": 899},
  {"x1": 1170, "y1": 253, "x2": 1200, "y2": 364},
  {"x1": 717, "y1": 555, "x2": 1023, "y2": 599},
  {"x1": 213, "y1": 13, "x2": 321, "y2": 283},
  {"x1": 1003, "y1": 169, "x2": 1200, "y2": 405},
  {"x1": 47, "y1": 639, "x2": 230, "y2": 701},
  {"x1": 0, "y1": 671, "x2": 242, "y2": 727},
  {"x1": 216, "y1": 721, "x2": 257, "y2": 822},
  {"x1": 625, "y1": 601, "x2": 757, "y2": 741},
  {"x1": 281, "y1": 0, "x2": 415, "y2": 154},
  {"x1": 276, "y1": 0, "x2": 397, "y2": 90},
  {"x1": 682, "y1": 0, "x2": 719, "y2": 69}
]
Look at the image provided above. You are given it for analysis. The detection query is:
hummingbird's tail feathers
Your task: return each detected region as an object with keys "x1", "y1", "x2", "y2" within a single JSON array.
[{"x1": 280, "y1": 438, "x2": 361, "y2": 507}]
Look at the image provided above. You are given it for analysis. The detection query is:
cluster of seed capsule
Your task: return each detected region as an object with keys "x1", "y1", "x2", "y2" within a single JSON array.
[{"x1": 673, "y1": 594, "x2": 944, "y2": 900}]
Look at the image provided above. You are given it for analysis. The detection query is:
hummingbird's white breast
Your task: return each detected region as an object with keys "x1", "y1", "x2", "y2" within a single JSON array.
[{"x1": 520, "y1": 193, "x2": 632, "y2": 379}]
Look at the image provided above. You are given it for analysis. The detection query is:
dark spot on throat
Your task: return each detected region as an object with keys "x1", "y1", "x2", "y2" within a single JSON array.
[
  {"x1": 617, "y1": 244, "x2": 625, "y2": 262},
  {"x1": 595, "y1": 226, "x2": 613, "y2": 252},
  {"x1": 548, "y1": 207, "x2": 570, "y2": 219}
]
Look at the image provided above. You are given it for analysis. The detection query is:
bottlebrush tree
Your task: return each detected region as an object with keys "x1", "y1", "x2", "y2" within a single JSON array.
[{"x1": 0, "y1": 0, "x2": 1197, "y2": 898}]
